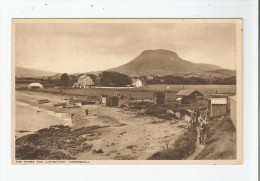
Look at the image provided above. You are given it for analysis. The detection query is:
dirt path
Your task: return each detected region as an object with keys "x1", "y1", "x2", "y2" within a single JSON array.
[{"x1": 186, "y1": 126, "x2": 205, "y2": 160}]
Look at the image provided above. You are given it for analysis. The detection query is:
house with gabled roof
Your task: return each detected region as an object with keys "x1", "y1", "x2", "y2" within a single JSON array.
[
  {"x1": 77, "y1": 74, "x2": 94, "y2": 88},
  {"x1": 131, "y1": 78, "x2": 143, "y2": 87},
  {"x1": 175, "y1": 89, "x2": 203, "y2": 105}
]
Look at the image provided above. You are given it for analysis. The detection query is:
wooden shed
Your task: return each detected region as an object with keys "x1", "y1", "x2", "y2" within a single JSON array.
[
  {"x1": 100, "y1": 95, "x2": 108, "y2": 104},
  {"x1": 153, "y1": 92, "x2": 165, "y2": 104},
  {"x1": 208, "y1": 98, "x2": 227, "y2": 117},
  {"x1": 106, "y1": 96, "x2": 119, "y2": 107},
  {"x1": 175, "y1": 89, "x2": 203, "y2": 105}
]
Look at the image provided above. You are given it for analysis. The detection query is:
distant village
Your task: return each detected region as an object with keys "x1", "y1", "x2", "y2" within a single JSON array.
[{"x1": 16, "y1": 69, "x2": 236, "y2": 90}]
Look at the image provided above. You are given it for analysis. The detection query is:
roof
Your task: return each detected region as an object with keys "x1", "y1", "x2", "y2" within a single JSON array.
[
  {"x1": 210, "y1": 98, "x2": 227, "y2": 104},
  {"x1": 131, "y1": 78, "x2": 142, "y2": 84},
  {"x1": 79, "y1": 74, "x2": 95, "y2": 80},
  {"x1": 79, "y1": 74, "x2": 92, "y2": 79},
  {"x1": 78, "y1": 74, "x2": 87, "y2": 79},
  {"x1": 28, "y1": 83, "x2": 43, "y2": 87},
  {"x1": 175, "y1": 89, "x2": 202, "y2": 96}
]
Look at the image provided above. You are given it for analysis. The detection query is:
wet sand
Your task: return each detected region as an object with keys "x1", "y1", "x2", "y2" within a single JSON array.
[{"x1": 15, "y1": 90, "x2": 188, "y2": 160}]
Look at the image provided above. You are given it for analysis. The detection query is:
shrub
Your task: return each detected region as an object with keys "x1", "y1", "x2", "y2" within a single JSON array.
[{"x1": 149, "y1": 125, "x2": 197, "y2": 160}]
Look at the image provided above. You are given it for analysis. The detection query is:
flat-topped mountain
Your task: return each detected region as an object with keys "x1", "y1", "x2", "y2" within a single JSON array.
[{"x1": 109, "y1": 49, "x2": 223, "y2": 76}]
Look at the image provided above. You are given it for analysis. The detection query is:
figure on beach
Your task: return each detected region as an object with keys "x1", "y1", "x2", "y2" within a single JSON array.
[
  {"x1": 198, "y1": 117, "x2": 207, "y2": 145},
  {"x1": 85, "y1": 108, "x2": 89, "y2": 116}
]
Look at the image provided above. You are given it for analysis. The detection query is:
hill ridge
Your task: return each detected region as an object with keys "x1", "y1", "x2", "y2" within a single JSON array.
[{"x1": 109, "y1": 49, "x2": 223, "y2": 76}]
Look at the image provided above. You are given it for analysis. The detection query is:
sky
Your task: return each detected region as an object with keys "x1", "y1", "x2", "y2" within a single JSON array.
[{"x1": 15, "y1": 20, "x2": 237, "y2": 74}]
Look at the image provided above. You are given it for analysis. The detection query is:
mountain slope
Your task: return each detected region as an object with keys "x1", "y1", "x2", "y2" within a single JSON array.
[
  {"x1": 15, "y1": 66, "x2": 57, "y2": 78},
  {"x1": 184, "y1": 69, "x2": 236, "y2": 79},
  {"x1": 109, "y1": 49, "x2": 222, "y2": 75}
]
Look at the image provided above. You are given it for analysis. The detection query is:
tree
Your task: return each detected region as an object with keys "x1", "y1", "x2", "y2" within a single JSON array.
[
  {"x1": 100, "y1": 71, "x2": 132, "y2": 87},
  {"x1": 60, "y1": 73, "x2": 71, "y2": 87}
]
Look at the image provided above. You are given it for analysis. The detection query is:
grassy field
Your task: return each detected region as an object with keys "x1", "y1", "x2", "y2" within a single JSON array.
[
  {"x1": 195, "y1": 116, "x2": 236, "y2": 160},
  {"x1": 145, "y1": 84, "x2": 236, "y2": 94},
  {"x1": 148, "y1": 125, "x2": 197, "y2": 160}
]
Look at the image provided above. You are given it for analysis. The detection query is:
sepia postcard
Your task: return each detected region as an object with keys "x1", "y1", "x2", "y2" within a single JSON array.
[{"x1": 12, "y1": 19, "x2": 242, "y2": 165}]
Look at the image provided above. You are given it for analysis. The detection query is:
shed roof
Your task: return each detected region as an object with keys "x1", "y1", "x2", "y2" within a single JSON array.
[
  {"x1": 175, "y1": 89, "x2": 202, "y2": 96},
  {"x1": 28, "y1": 83, "x2": 43, "y2": 87},
  {"x1": 210, "y1": 98, "x2": 227, "y2": 104}
]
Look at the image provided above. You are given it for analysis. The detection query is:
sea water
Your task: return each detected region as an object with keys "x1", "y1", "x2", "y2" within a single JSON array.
[{"x1": 15, "y1": 101, "x2": 72, "y2": 138}]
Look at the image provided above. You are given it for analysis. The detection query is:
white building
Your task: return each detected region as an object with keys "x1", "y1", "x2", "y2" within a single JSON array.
[
  {"x1": 131, "y1": 78, "x2": 143, "y2": 87},
  {"x1": 27, "y1": 83, "x2": 44, "y2": 89},
  {"x1": 78, "y1": 74, "x2": 94, "y2": 88},
  {"x1": 208, "y1": 98, "x2": 227, "y2": 117}
]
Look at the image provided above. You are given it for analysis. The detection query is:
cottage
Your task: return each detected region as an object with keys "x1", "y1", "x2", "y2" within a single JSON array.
[
  {"x1": 28, "y1": 83, "x2": 44, "y2": 89},
  {"x1": 131, "y1": 78, "x2": 143, "y2": 87},
  {"x1": 100, "y1": 95, "x2": 108, "y2": 104},
  {"x1": 229, "y1": 96, "x2": 236, "y2": 128},
  {"x1": 175, "y1": 89, "x2": 203, "y2": 105},
  {"x1": 78, "y1": 74, "x2": 94, "y2": 88},
  {"x1": 106, "y1": 95, "x2": 119, "y2": 107},
  {"x1": 153, "y1": 92, "x2": 165, "y2": 104},
  {"x1": 208, "y1": 98, "x2": 227, "y2": 117}
]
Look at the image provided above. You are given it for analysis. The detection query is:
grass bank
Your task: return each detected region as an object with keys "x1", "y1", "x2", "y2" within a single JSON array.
[
  {"x1": 195, "y1": 116, "x2": 236, "y2": 160},
  {"x1": 148, "y1": 125, "x2": 197, "y2": 160}
]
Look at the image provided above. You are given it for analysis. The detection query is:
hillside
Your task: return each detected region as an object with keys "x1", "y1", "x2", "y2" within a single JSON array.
[
  {"x1": 195, "y1": 116, "x2": 236, "y2": 160},
  {"x1": 109, "y1": 49, "x2": 222, "y2": 76},
  {"x1": 15, "y1": 66, "x2": 57, "y2": 78},
  {"x1": 184, "y1": 69, "x2": 236, "y2": 79}
]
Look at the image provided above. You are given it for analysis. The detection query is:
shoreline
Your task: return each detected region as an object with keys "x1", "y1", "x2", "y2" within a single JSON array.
[
  {"x1": 16, "y1": 101, "x2": 72, "y2": 138},
  {"x1": 15, "y1": 90, "x2": 188, "y2": 160}
]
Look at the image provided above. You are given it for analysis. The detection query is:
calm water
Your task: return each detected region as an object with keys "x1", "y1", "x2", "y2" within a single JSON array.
[{"x1": 15, "y1": 101, "x2": 72, "y2": 138}]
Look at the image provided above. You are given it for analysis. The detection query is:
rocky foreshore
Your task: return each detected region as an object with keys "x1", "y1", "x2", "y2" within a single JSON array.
[{"x1": 16, "y1": 125, "x2": 107, "y2": 160}]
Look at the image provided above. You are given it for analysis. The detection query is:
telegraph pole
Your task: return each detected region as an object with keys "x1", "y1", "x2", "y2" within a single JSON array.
[{"x1": 182, "y1": 75, "x2": 184, "y2": 90}]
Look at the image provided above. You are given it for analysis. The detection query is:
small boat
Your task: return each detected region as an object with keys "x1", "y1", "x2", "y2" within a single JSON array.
[
  {"x1": 64, "y1": 97, "x2": 73, "y2": 100},
  {"x1": 53, "y1": 102, "x2": 67, "y2": 107},
  {"x1": 81, "y1": 101, "x2": 96, "y2": 105},
  {"x1": 62, "y1": 103, "x2": 81, "y2": 108},
  {"x1": 37, "y1": 99, "x2": 50, "y2": 104},
  {"x1": 63, "y1": 104, "x2": 74, "y2": 108},
  {"x1": 74, "y1": 103, "x2": 82, "y2": 107}
]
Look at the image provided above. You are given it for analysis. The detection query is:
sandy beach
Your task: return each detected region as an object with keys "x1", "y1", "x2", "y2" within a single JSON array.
[{"x1": 15, "y1": 90, "x2": 188, "y2": 160}]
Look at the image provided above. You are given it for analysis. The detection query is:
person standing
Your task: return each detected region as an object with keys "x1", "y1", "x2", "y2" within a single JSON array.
[
  {"x1": 85, "y1": 108, "x2": 89, "y2": 116},
  {"x1": 199, "y1": 122, "x2": 207, "y2": 145}
]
